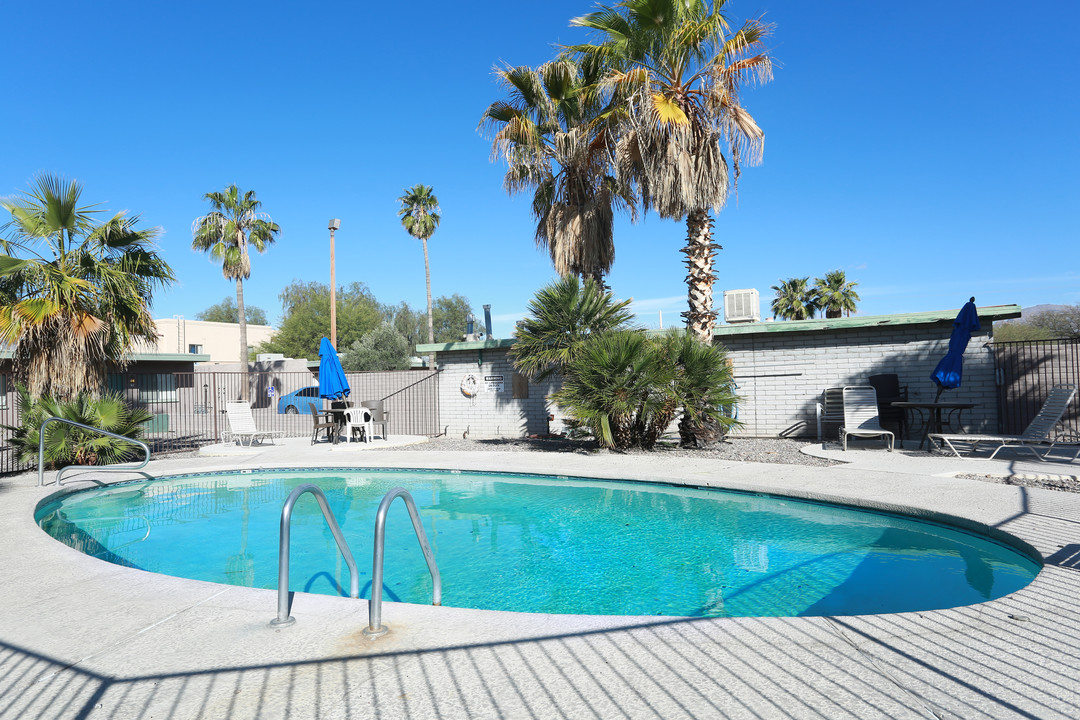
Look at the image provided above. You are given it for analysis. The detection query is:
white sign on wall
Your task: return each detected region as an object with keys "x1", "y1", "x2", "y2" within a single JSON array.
[{"x1": 484, "y1": 375, "x2": 504, "y2": 393}]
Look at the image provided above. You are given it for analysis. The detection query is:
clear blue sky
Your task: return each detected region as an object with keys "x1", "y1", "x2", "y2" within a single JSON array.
[{"x1": 5, "y1": 1, "x2": 1077, "y2": 340}]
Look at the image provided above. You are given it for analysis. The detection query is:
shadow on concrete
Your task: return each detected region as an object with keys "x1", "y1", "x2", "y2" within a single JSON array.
[{"x1": 4, "y1": 582, "x2": 1080, "y2": 720}]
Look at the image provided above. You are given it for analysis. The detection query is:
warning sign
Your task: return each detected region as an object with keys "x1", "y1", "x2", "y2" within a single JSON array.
[{"x1": 484, "y1": 375, "x2": 504, "y2": 393}]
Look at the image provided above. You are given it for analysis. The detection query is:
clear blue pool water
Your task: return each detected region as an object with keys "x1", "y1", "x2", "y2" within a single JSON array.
[{"x1": 35, "y1": 468, "x2": 1040, "y2": 617}]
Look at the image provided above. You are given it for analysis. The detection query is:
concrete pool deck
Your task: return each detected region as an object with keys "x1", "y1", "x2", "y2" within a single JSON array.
[{"x1": 1, "y1": 440, "x2": 1078, "y2": 719}]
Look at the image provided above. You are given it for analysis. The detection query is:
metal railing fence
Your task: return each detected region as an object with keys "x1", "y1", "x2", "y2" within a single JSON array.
[
  {"x1": 0, "y1": 369, "x2": 442, "y2": 475},
  {"x1": 993, "y1": 338, "x2": 1080, "y2": 436}
]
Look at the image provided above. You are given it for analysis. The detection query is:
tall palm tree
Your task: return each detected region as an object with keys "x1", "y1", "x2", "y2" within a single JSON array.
[
  {"x1": 814, "y1": 269, "x2": 860, "y2": 318},
  {"x1": 480, "y1": 56, "x2": 635, "y2": 283},
  {"x1": 191, "y1": 185, "x2": 280, "y2": 401},
  {"x1": 571, "y1": 0, "x2": 773, "y2": 341},
  {"x1": 770, "y1": 277, "x2": 819, "y2": 320},
  {"x1": 0, "y1": 174, "x2": 175, "y2": 401},
  {"x1": 397, "y1": 184, "x2": 441, "y2": 355}
]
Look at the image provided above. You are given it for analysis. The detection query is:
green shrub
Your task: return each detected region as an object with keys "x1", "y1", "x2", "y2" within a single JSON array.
[
  {"x1": 4, "y1": 386, "x2": 153, "y2": 469},
  {"x1": 556, "y1": 330, "x2": 741, "y2": 450}
]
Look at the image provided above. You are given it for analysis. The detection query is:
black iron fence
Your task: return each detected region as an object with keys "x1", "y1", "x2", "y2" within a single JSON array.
[
  {"x1": 993, "y1": 338, "x2": 1080, "y2": 436},
  {"x1": 0, "y1": 369, "x2": 442, "y2": 475}
]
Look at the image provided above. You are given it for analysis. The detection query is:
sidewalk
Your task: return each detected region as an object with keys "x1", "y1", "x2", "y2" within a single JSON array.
[{"x1": 1, "y1": 444, "x2": 1078, "y2": 719}]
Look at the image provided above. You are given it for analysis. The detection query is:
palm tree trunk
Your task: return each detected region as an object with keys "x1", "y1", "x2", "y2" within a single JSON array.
[
  {"x1": 423, "y1": 237, "x2": 434, "y2": 369},
  {"x1": 681, "y1": 209, "x2": 719, "y2": 343},
  {"x1": 236, "y1": 278, "x2": 250, "y2": 402}
]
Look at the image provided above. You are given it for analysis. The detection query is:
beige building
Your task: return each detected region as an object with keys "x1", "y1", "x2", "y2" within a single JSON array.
[{"x1": 137, "y1": 318, "x2": 276, "y2": 364}]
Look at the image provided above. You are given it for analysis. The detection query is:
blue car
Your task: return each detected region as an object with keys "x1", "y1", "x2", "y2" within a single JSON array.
[{"x1": 277, "y1": 386, "x2": 321, "y2": 414}]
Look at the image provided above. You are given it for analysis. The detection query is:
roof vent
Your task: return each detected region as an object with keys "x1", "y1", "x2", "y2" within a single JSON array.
[{"x1": 723, "y1": 289, "x2": 760, "y2": 324}]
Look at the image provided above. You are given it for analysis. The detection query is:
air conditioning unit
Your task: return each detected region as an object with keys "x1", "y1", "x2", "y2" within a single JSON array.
[
  {"x1": 723, "y1": 289, "x2": 760, "y2": 323},
  {"x1": 256, "y1": 353, "x2": 285, "y2": 362}
]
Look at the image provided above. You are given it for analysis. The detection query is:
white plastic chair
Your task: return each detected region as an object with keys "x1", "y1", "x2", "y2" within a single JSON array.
[
  {"x1": 840, "y1": 386, "x2": 894, "y2": 451},
  {"x1": 342, "y1": 406, "x2": 373, "y2": 444}
]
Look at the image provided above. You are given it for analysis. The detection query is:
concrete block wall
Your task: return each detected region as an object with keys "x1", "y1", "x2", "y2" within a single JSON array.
[
  {"x1": 720, "y1": 325, "x2": 997, "y2": 438},
  {"x1": 434, "y1": 324, "x2": 1000, "y2": 440},
  {"x1": 436, "y1": 350, "x2": 560, "y2": 438}
]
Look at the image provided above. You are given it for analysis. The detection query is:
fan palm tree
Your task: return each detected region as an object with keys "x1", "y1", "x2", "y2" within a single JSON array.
[
  {"x1": 397, "y1": 184, "x2": 441, "y2": 353},
  {"x1": 814, "y1": 269, "x2": 860, "y2": 318},
  {"x1": 770, "y1": 277, "x2": 819, "y2": 320},
  {"x1": 480, "y1": 56, "x2": 634, "y2": 283},
  {"x1": 191, "y1": 185, "x2": 280, "y2": 401},
  {"x1": 0, "y1": 174, "x2": 175, "y2": 401},
  {"x1": 571, "y1": 0, "x2": 773, "y2": 341},
  {"x1": 510, "y1": 275, "x2": 635, "y2": 381}
]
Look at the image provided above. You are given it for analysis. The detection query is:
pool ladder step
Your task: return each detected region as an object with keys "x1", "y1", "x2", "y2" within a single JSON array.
[{"x1": 270, "y1": 484, "x2": 441, "y2": 638}]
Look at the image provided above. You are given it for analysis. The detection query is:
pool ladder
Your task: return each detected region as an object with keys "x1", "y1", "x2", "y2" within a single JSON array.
[
  {"x1": 37, "y1": 417, "x2": 151, "y2": 487},
  {"x1": 271, "y1": 484, "x2": 441, "y2": 638}
]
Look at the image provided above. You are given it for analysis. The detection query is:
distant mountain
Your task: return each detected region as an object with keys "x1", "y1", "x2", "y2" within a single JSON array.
[{"x1": 1020, "y1": 304, "x2": 1068, "y2": 319}]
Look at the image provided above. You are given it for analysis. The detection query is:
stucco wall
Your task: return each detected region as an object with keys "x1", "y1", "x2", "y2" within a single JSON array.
[{"x1": 137, "y1": 319, "x2": 276, "y2": 362}]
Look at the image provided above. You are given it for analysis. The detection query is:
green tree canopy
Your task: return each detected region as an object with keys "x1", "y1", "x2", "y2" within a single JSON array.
[
  {"x1": 257, "y1": 280, "x2": 382, "y2": 360},
  {"x1": 341, "y1": 323, "x2": 412, "y2": 371},
  {"x1": 383, "y1": 294, "x2": 477, "y2": 352},
  {"x1": 0, "y1": 174, "x2": 175, "y2": 400},
  {"x1": 195, "y1": 297, "x2": 268, "y2": 325}
]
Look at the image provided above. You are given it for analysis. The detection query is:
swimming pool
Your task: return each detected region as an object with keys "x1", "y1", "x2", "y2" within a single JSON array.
[{"x1": 35, "y1": 468, "x2": 1040, "y2": 617}]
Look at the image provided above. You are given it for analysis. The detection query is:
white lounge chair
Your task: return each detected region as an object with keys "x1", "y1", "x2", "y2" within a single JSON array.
[
  {"x1": 225, "y1": 402, "x2": 284, "y2": 446},
  {"x1": 840, "y1": 386, "x2": 894, "y2": 451},
  {"x1": 929, "y1": 384, "x2": 1077, "y2": 461}
]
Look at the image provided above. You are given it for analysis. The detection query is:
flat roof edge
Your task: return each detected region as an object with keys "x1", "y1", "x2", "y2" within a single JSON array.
[{"x1": 708, "y1": 305, "x2": 1022, "y2": 337}]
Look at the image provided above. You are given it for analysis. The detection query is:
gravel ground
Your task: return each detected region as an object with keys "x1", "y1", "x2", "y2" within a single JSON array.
[
  {"x1": 382, "y1": 435, "x2": 840, "y2": 467},
  {"x1": 954, "y1": 472, "x2": 1080, "y2": 493}
]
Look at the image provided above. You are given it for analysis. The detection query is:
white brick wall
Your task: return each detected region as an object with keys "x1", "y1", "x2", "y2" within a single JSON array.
[
  {"x1": 435, "y1": 352, "x2": 561, "y2": 438},
  {"x1": 435, "y1": 323, "x2": 999, "y2": 440},
  {"x1": 722, "y1": 325, "x2": 997, "y2": 437}
]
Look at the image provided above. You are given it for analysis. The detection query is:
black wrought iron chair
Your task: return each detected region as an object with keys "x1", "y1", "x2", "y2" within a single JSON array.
[{"x1": 868, "y1": 374, "x2": 908, "y2": 443}]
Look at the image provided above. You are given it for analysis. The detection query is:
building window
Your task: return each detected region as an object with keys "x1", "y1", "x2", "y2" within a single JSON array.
[
  {"x1": 189, "y1": 344, "x2": 203, "y2": 354},
  {"x1": 138, "y1": 374, "x2": 179, "y2": 403}
]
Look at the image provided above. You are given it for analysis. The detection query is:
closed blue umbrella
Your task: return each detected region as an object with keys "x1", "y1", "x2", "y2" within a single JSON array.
[
  {"x1": 930, "y1": 298, "x2": 980, "y2": 398},
  {"x1": 318, "y1": 337, "x2": 350, "y2": 401}
]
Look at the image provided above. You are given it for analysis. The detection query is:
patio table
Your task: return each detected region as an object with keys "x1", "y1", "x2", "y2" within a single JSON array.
[{"x1": 892, "y1": 401, "x2": 975, "y2": 451}]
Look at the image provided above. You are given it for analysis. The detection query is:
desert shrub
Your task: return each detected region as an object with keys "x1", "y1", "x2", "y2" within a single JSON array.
[{"x1": 4, "y1": 386, "x2": 152, "y2": 468}]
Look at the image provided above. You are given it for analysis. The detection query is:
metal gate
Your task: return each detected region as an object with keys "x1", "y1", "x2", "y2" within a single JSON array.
[{"x1": 993, "y1": 338, "x2": 1080, "y2": 436}]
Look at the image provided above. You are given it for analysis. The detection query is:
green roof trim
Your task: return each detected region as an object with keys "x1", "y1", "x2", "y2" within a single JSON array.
[
  {"x1": 415, "y1": 338, "x2": 517, "y2": 353},
  {"x1": 415, "y1": 305, "x2": 1022, "y2": 352},
  {"x1": 704, "y1": 304, "x2": 1022, "y2": 337}
]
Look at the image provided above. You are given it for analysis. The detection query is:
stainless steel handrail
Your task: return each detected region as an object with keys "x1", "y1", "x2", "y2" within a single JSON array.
[
  {"x1": 271, "y1": 483, "x2": 359, "y2": 627},
  {"x1": 364, "y1": 487, "x2": 441, "y2": 638},
  {"x1": 37, "y1": 417, "x2": 152, "y2": 487}
]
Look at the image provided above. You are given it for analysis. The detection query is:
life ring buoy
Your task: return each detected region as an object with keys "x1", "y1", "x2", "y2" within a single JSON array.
[{"x1": 460, "y1": 373, "x2": 480, "y2": 398}]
